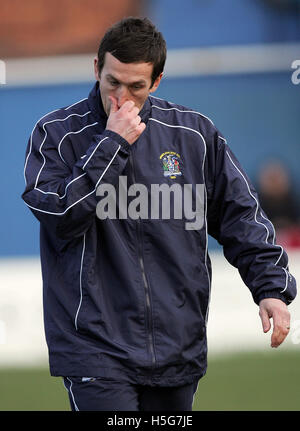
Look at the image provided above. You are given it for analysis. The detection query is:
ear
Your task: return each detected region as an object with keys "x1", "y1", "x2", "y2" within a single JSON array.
[
  {"x1": 149, "y1": 72, "x2": 163, "y2": 94},
  {"x1": 94, "y1": 57, "x2": 100, "y2": 81}
]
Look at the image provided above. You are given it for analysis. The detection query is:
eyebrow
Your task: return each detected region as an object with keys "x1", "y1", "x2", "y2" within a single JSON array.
[{"x1": 106, "y1": 74, "x2": 147, "y2": 86}]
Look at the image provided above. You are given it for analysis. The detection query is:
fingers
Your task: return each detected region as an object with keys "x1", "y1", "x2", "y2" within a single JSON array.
[
  {"x1": 106, "y1": 99, "x2": 146, "y2": 145},
  {"x1": 271, "y1": 325, "x2": 290, "y2": 348},
  {"x1": 270, "y1": 309, "x2": 290, "y2": 348},
  {"x1": 108, "y1": 96, "x2": 119, "y2": 114},
  {"x1": 125, "y1": 115, "x2": 144, "y2": 135},
  {"x1": 259, "y1": 298, "x2": 291, "y2": 348},
  {"x1": 109, "y1": 98, "x2": 138, "y2": 117},
  {"x1": 131, "y1": 115, "x2": 142, "y2": 128},
  {"x1": 120, "y1": 100, "x2": 136, "y2": 112},
  {"x1": 259, "y1": 307, "x2": 271, "y2": 333},
  {"x1": 133, "y1": 121, "x2": 146, "y2": 136}
]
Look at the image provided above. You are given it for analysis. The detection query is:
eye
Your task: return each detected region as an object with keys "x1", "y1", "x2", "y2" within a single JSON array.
[
  {"x1": 131, "y1": 84, "x2": 145, "y2": 90},
  {"x1": 108, "y1": 79, "x2": 119, "y2": 87}
]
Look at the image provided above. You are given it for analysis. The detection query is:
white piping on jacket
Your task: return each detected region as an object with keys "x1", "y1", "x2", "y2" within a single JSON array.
[
  {"x1": 24, "y1": 144, "x2": 121, "y2": 216},
  {"x1": 63, "y1": 377, "x2": 80, "y2": 411},
  {"x1": 33, "y1": 122, "x2": 98, "y2": 199},
  {"x1": 34, "y1": 173, "x2": 87, "y2": 200},
  {"x1": 64, "y1": 97, "x2": 88, "y2": 110},
  {"x1": 280, "y1": 267, "x2": 289, "y2": 294},
  {"x1": 151, "y1": 104, "x2": 215, "y2": 126},
  {"x1": 224, "y1": 142, "x2": 289, "y2": 292},
  {"x1": 24, "y1": 97, "x2": 90, "y2": 185},
  {"x1": 225, "y1": 148, "x2": 271, "y2": 243},
  {"x1": 23, "y1": 108, "x2": 61, "y2": 186},
  {"x1": 58, "y1": 121, "x2": 98, "y2": 164},
  {"x1": 74, "y1": 234, "x2": 86, "y2": 331},
  {"x1": 82, "y1": 137, "x2": 109, "y2": 170},
  {"x1": 33, "y1": 111, "x2": 91, "y2": 188}
]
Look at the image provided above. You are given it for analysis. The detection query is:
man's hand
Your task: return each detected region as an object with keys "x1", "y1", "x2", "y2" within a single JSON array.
[
  {"x1": 106, "y1": 96, "x2": 146, "y2": 145},
  {"x1": 259, "y1": 298, "x2": 290, "y2": 348}
]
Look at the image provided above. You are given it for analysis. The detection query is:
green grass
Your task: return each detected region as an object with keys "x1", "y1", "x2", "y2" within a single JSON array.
[
  {"x1": 0, "y1": 350, "x2": 299, "y2": 411},
  {"x1": 193, "y1": 349, "x2": 300, "y2": 411},
  {"x1": 0, "y1": 368, "x2": 70, "y2": 411}
]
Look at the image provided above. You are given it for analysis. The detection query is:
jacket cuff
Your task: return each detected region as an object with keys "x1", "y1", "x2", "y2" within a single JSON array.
[
  {"x1": 255, "y1": 290, "x2": 290, "y2": 306},
  {"x1": 102, "y1": 129, "x2": 131, "y2": 153}
]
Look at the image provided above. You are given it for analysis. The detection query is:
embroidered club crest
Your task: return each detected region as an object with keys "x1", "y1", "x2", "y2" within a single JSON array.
[{"x1": 160, "y1": 151, "x2": 182, "y2": 179}]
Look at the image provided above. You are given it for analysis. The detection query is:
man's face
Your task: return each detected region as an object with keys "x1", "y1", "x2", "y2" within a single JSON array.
[{"x1": 94, "y1": 52, "x2": 163, "y2": 116}]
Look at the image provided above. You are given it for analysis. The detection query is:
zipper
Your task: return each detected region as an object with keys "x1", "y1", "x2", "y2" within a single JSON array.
[{"x1": 129, "y1": 150, "x2": 156, "y2": 367}]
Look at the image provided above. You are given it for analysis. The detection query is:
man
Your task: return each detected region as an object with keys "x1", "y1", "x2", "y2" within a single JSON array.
[{"x1": 22, "y1": 17, "x2": 296, "y2": 411}]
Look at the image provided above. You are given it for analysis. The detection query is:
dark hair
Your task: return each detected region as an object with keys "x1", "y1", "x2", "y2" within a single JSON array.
[{"x1": 97, "y1": 17, "x2": 167, "y2": 87}]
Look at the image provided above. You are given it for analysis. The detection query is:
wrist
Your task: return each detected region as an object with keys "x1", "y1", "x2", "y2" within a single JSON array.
[{"x1": 103, "y1": 129, "x2": 131, "y2": 152}]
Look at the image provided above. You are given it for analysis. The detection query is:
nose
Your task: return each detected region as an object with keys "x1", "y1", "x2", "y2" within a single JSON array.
[{"x1": 115, "y1": 85, "x2": 130, "y2": 107}]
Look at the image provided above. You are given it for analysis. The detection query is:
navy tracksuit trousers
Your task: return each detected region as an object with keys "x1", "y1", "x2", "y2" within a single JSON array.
[{"x1": 63, "y1": 377, "x2": 199, "y2": 411}]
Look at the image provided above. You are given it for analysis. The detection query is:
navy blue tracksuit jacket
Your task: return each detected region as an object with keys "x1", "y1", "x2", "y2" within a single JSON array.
[{"x1": 22, "y1": 82, "x2": 297, "y2": 386}]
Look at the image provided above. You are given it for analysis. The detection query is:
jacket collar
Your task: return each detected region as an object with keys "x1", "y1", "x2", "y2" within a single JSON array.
[{"x1": 88, "y1": 81, "x2": 151, "y2": 126}]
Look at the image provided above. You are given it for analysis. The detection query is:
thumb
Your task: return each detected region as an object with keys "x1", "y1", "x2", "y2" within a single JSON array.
[
  {"x1": 108, "y1": 96, "x2": 118, "y2": 114},
  {"x1": 259, "y1": 307, "x2": 271, "y2": 333}
]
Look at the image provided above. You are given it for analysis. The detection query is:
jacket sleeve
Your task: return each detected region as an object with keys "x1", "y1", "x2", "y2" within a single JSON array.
[
  {"x1": 22, "y1": 122, "x2": 130, "y2": 240},
  {"x1": 206, "y1": 131, "x2": 297, "y2": 305}
]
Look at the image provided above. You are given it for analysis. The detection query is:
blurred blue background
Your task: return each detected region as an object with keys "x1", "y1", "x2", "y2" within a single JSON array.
[{"x1": 1, "y1": 0, "x2": 300, "y2": 257}]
